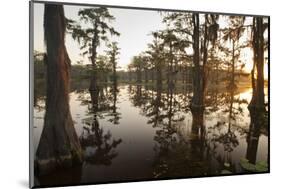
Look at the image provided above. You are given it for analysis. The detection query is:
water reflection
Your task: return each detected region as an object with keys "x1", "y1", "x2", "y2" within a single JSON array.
[
  {"x1": 33, "y1": 81, "x2": 268, "y2": 185},
  {"x1": 206, "y1": 89, "x2": 244, "y2": 173},
  {"x1": 80, "y1": 87, "x2": 122, "y2": 165},
  {"x1": 246, "y1": 109, "x2": 268, "y2": 165},
  {"x1": 80, "y1": 114, "x2": 122, "y2": 165}
]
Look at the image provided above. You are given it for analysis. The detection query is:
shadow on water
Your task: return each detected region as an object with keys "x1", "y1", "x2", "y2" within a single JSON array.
[{"x1": 34, "y1": 81, "x2": 268, "y2": 185}]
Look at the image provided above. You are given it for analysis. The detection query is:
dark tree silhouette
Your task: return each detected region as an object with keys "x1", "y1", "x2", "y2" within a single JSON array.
[
  {"x1": 81, "y1": 88, "x2": 122, "y2": 165},
  {"x1": 191, "y1": 13, "x2": 203, "y2": 110},
  {"x1": 221, "y1": 16, "x2": 246, "y2": 89},
  {"x1": 105, "y1": 41, "x2": 120, "y2": 86},
  {"x1": 246, "y1": 112, "x2": 262, "y2": 164},
  {"x1": 130, "y1": 55, "x2": 144, "y2": 83},
  {"x1": 146, "y1": 32, "x2": 165, "y2": 87},
  {"x1": 36, "y1": 4, "x2": 83, "y2": 176},
  {"x1": 158, "y1": 29, "x2": 179, "y2": 87},
  {"x1": 67, "y1": 7, "x2": 119, "y2": 91},
  {"x1": 245, "y1": 17, "x2": 268, "y2": 168},
  {"x1": 96, "y1": 55, "x2": 111, "y2": 83},
  {"x1": 191, "y1": 13, "x2": 219, "y2": 111},
  {"x1": 249, "y1": 17, "x2": 268, "y2": 111}
]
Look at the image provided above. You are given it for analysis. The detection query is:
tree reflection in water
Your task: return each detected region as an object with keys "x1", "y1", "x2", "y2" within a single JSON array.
[
  {"x1": 246, "y1": 109, "x2": 268, "y2": 165},
  {"x1": 106, "y1": 85, "x2": 122, "y2": 124},
  {"x1": 80, "y1": 85, "x2": 122, "y2": 166},
  {"x1": 126, "y1": 84, "x2": 268, "y2": 178},
  {"x1": 34, "y1": 83, "x2": 268, "y2": 184},
  {"x1": 151, "y1": 99, "x2": 213, "y2": 178},
  {"x1": 127, "y1": 84, "x2": 213, "y2": 178}
]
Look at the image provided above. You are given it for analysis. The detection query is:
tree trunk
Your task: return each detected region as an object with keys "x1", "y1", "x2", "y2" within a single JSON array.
[
  {"x1": 256, "y1": 17, "x2": 265, "y2": 108},
  {"x1": 113, "y1": 59, "x2": 117, "y2": 87},
  {"x1": 36, "y1": 4, "x2": 83, "y2": 176},
  {"x1": 191, "y1": 13, "x2": 205, "y2": 111},
  {"x1": 249, "y1": 17, "x2": 265, "y2": 111},
  {"x1": 191, "y1": 109, "x2": 204, "y2": 138},
  {"x1": 167, "y1": 43, "x2": 173, "y2": 86},
  {"x1": 246, "y1": 110, "x2": 261, "y2": 164},
  {"x1": 152, "y1": 84, "x2": 162, "y2": 127},
  {"x1": 90, "y1": 87, "x2": 99, "y2": 113},
  {"x1": 156, "y1": 61, "x2": 162, "y2": 87},
  {"x1": 167, "y1": 86, "x2": 174, "y2": 128},
  {"x1": 144, "y1": 68, "x2": 148, "y2": 83},
  {"x1": 191, "y1": 108, "x2": 205, "y2": 154},
  {"x1": 137, "y1": 67, "x2": 142, "y2": 83},
  {"x1": 230, "y1": 40, "x2": 236, "y2": 89},
  {"x1": 228, "y1": 89, "x2": 234, "y2": 130},
  {"x1": 151, "y1": 68, "x2": 155, "y2": 82},
  {"x1": 202, "y1": 17, "x2": 209, "y2": 91},
  {"x1": 90, "y1": 22, "x2": 99, "y2": 91},
  {"x1": 246, "y1": 17, "x2": 266, "y2": 164}
]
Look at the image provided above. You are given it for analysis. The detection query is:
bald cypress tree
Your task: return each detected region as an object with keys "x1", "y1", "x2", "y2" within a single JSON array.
[
  {"x1": 67, "y1": 7, "x2": 119, "y2": 92},
  {"x1": 105, "y1": 41, "x2": 120, "y2": 87},
  {"x1": 35, "y1": 4, "x2": 83, "y2": 176},
  {"x1": 249, "y1": 17, "x2": 267, "y2": 111}
]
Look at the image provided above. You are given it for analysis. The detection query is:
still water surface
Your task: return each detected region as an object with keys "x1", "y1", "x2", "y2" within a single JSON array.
[{"x1": 33, "y1": 82, "x2": 268, "y2": 185}]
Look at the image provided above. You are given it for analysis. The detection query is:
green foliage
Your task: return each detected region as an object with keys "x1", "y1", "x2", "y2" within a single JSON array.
[{"x1": 240, "y1": 158, "x2": 268, "y2": 172}]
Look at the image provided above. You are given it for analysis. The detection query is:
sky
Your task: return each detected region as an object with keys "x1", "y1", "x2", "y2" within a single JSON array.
[
  {"x1": 34, "y1": 3, "x2": 165, "y2": 70},
  {"x1": 33, "y1": 3, "x2": 268, "y2": 77}
]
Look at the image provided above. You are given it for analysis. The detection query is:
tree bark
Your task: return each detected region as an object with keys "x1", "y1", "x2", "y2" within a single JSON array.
[
  {"x1": 256, "y1": 17, "x2": 265, "y2": 108},
  {"x1": 36, "y1": 4, "x2": 83, "y2": 176},
  {"x1": 90, "y1": 22, "x2": 99, "y2": 91},
  {"x1": 191, "y1": 108, "x2": 205, "y2": 154},
  {"x1": 249, "y1": 17, "x2": 265, "y2": 111},
  {"x1": 113, "y1": 57, "x2": 117, "y2": 87},
  {"x1": 167, "y1": 43, "x2": 173, "y2": 86},
  {"x1": 191, "y1": 13, "x2": 205, "y2": 111}
]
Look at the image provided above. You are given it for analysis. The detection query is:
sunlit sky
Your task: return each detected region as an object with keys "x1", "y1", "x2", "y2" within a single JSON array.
[
  {"x1": 33, "y1": 3, "x2": 268, "y2": 77},
  {"x1": 34, "y1": 3, "x2": 165, "y2": 70}
]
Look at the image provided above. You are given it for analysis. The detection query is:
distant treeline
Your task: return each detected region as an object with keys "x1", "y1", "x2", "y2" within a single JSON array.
[{"x1": 34, "y1": 56, "x2": 250, "y2": 86}]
